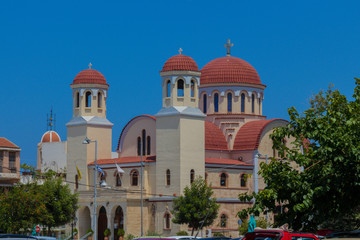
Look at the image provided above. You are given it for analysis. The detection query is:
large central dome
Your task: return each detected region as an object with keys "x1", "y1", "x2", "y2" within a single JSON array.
[{"x1": 201, "y1": 56, "x2": 261, "y2": 85}]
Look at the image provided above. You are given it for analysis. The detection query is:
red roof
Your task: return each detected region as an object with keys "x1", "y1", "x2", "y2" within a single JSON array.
[
  {"x1": 41, "y1": 131, "x2": 61, "y2": 143},
  {"x1": 205, "y1": 121, "x2": 228, "y2": 150},
  {"x1": 201, "y1": 56, "x2": 261, "y2": 85},
  {"x1": 233, "y1": 119, "x2": 286, "y2": 150},
  {"x1": 89, "y1": 156, "x2": 156, "y2": 165},
  {"x1": 0, "y1": 137, "x2": 20, "y2": 149},
  {"x1": 161, "y1": 54, "x2": 199, "y2": 72},
  {"x1": 72, "y1": 69, "x2": 108, "y2": 85},
  {"x1": 205, "y1": 157, "x2": 252, "y2": 166}
]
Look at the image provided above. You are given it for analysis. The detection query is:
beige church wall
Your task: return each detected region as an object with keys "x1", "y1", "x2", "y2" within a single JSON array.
[
  {"x1": 229, "y1": 150, "x2": 256, "y2": 165},
  {"x1": 205, "y1": 149, "x2": 233, "y2": 160},
  {"x1": 86, "y1": 164, "x2": 155, "y2": 197},
  {"x1": 209, "y1": 203, "x2": 251, "y2": 237},
  {"x1": 179, "y1": 117, "x2": 205, "y2": 192},
  {"x1": 206, "y1": 169, "x2": 252, "y2": 199},
  {"x1": 156, "y1": 116, "x2": 181, "y2": 195},
  {"x1": 125, "y1": 200, "x2": 150, "y2": 237},
  {"x1": 118, "y1": 117, "x2": 156, "y2": 158},
  {"x1": 67, "y1": 125, "x2": 89, "y2": 191},
  {"x1": 87, "y1": 126, "x2": 112, "y2": 161}
]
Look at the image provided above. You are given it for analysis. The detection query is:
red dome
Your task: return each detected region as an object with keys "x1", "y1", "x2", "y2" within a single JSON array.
[
  {"x1": 201, "y1": 56, "x2": 261, "y2": 85},
  {"x1": 72, "y1": 69, "x2": 108, "y2": 85},
  {"x1": 41, "y1": 131, "x2": 61, "y2": 143},
  {"x1": 205, "y1": 121, "x2": 228, "y2": 150},
  {"x1": 161, "y1": 54, "x2": 199, "y2": 72}
]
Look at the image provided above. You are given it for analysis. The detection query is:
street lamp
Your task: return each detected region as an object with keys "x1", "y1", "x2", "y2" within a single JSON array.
[{"x1": 82, "y1": 137, "x2": 98, "y2": 240}]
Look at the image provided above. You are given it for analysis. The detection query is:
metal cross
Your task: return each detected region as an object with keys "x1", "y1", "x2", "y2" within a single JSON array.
[
  {"x1": 88, "y1": 62, "x2": 92, "y2": 69},
  {"x1": 178, "y1": 48, "x2": 183, "y2": 55},
  {"x1": 224, "y1": 39, "x2": 234, "y2": 56}
]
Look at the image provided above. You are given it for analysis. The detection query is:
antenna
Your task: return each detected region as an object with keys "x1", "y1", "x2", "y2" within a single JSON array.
[{"x1": 46, "y1": 107, "x2": 56, "y2": 131}]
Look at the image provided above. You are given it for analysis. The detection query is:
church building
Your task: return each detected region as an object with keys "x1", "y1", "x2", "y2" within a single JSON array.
[{"x1": 38, "y1": 40, "x2": 289, "y2": 239}]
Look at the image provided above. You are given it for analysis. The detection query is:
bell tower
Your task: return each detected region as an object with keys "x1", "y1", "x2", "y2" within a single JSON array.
[
  {"x1": 66, "y1": 64, "x2": 113, "y2": 191},
  {"x1": 156, "y1": 50, "x2": 205, "y2": 196}
]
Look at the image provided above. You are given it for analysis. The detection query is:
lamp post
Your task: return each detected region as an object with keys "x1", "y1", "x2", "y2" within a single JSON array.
[{"x1": 83, "y1": 137, "x2": 98, "y2": 240}]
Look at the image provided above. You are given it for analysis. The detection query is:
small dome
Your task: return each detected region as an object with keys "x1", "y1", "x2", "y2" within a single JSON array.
[
  {"x1": 41, "y1": 131, "x2": 61, "y2": 143},
  {"x1": 205, "y1": 121, "x2": 228, "y2": 150},
  {"x1": 72, "y1": 69, "x2": 108, "y2": 85},
  {"x1": 161, "y1": 54, "x2": 199, "y2": 72},
  {"x1": 201, "y1": 56, "x2": 261, "y2": 85}
]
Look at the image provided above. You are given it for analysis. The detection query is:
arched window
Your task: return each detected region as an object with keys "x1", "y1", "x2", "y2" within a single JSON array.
[
  {"x1": 76, "y1": 92, "x2": 80, "y2": 108},
  {"x1": 227, "y1": 93, "x2": 232, "y2": 112},
  {"x1": 137, "y1": 137, "x2": 141, "y2": 156},
  {"x1": 241, "y1": 93, "x2": 245, "y2": 113},
  {"x1": 167, "y1": 80, "x2": 171, "y2": 98},
  {"x1": 75, "y1": 175, "x2": 79, "y2": 190},
  {"x1": 85, "y1": 91, "x2": 92, "y2": 107},
  {"x1": 220, "y1": 214, "x2": 227, "y2": 228},
  {"x1": 164, "y1": 212, "x2": 171, "y2": 229},
  {"x1": 190, "y1": 169, "x2": 195, "y2": 184},
  {"x1": 131, "y1": 170, "x2": 138, "y2": 186},
  {"x1": 177, "y1": 79, "x2": 184, "y2": 97},
  {"x1": 214, "y1": 93, "x2": 219, "y2": 113},
  {"x1": 220, "y1": 173, "x2": 227, "y2": 186},
  {"x1": 116, "y1": 174, "x2": 122, "y2": 186},
  {"x1": 166, "y1": 169, "x2": 171, "y2": 186},
  {"x1": 147, "y1": 136, "x2": 151, "y2": 155},
  {"x1": 240, "y1": 174, "x2": 247, "y2": 187},
  {"x1": 203, "y1": 94, "x2": 207, "y2": 113},
  {"x1": 98, "y1": 92, "x2": 102, "y2": 108},
  {"x1": 252, "y1": 94, "x2": 255, "y2": 113},
  {"x1": 142, "y1": 130, "x2": 146, "y2": 155},
  {"x1": 191, "y1": 80, "x2": 195, "y2": 98}
]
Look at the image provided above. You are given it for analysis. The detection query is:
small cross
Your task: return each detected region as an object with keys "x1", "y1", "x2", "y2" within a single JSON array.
[
  {"x1": 224, "y1": 39, "x2": 234, "y2": 56},
  {"x1": 88, "y1": 62, "x2": 92, "y2": 69},
  {"x1": 178, "y1": 48, "x2": 183, "y2": 55}
]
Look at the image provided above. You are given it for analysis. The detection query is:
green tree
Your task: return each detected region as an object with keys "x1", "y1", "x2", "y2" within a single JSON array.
[
  {"x1": 39, "y1": 172, "x2": 79, "y2": 234},
  {"x1": 238, "y1": 78, "x2": 360, "y2": 231},
  {"x1": 0, "y1": 183, "x2": 47, "y2": 233},
  {"x1": 0, "y1": 168, "x2": 78, "y2": 234},
  {"x1": 171, "y1": 177, "x2": 219, "y2": 236}
]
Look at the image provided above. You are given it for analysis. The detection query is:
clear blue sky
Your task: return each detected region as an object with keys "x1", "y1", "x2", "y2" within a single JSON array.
[{"x1": 1, "y1": 0, "x2": 359, "y2": 167}]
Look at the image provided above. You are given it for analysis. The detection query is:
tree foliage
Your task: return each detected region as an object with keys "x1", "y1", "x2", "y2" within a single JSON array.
[
  {"x1": 172, "y1": 177, "x2": 220, "y2": 235},
  {"x1": 0, "y1": 168, "x2": 78, "y2": 234},
  {"x1": 238, "y1": 78, "x2": 360, "y2": 231}
]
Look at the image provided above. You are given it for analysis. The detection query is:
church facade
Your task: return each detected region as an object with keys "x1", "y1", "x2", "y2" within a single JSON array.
[{"x1": 38, "y1": 41, "x2": 289, "y2": 239}]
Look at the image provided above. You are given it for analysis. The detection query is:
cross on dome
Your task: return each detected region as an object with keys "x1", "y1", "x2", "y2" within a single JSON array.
[
  {"x1": 178, "y1": 48, "x2": 183, "y2": 55},
  {"x1": 88, "y1": 62, "x2": 92, "y2": 69},
  {"x1": 224, "y1": 39, "x2": 234, "y2": 56}
]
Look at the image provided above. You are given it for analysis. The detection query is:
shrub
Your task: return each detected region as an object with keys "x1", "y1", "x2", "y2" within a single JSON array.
[
  {"x1": 117, "y1": 229, "x2": 125, "y2": 237},
  {"x1": 104, "y1": 228, "x2": 111, "y2": 237},
  {"x1": 125, "y1": 234, "x2": 135, "y2": 240},
  {"x1": 176, "y1": 231, "x2": 188, "y2": 236},
  {"x1": 86, "y1": 229, "x2": 94, "y2": 236}
]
